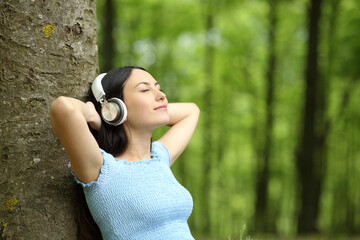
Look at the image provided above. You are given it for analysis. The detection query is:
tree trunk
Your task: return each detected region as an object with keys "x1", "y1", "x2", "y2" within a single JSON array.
[
  {"x1": 100, "y1": 0, "x2": 115, "y2": 72},
  {"x1": 254, "y1": 0, "x2": 278, "y2": 233},
  {"x1": 295, "y1": 0, "x2": 324, "y2": 234},
  {"x1": 0, "y1": 0, "x2": 98, "y2": 239},
  {"x1": 201, "y1": 7, "x2": 215, "y2": 235}
]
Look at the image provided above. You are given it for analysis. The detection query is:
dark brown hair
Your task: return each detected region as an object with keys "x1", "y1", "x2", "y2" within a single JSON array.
[{"x1": 75, "y1": 66, "x2": 146, "y2": 240}]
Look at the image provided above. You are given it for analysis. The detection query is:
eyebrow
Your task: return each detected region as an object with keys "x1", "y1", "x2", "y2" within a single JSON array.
[{"x1": 135, "y1": 81, "x2": 160, "y2": 87}]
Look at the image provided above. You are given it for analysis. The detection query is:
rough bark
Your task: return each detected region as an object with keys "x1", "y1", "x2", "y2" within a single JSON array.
[{"x1": 0, "y1": 0, "x2": 98, "y2": 239}]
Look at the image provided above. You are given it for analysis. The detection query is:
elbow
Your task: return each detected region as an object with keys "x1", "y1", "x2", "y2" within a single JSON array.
[
  {"x1": 192, "y1": 103, "x2": 200, "y2": 116},
  {"x1": 50, "y1": 96, "x2": 74, "y2": 120},
  {"x1": 188, "y1": 103, "x2": 200, "y2": 122},
  {"x1": 51, "y1": 96, "x2": 67, "y2": 115}
]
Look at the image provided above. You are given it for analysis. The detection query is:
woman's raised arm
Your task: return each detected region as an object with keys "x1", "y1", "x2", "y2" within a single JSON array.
[
  {"x1": 50, "y1": 96, "x2": 103, "y2": 183},
  {"x1": 158, "y1": 103, "x2": 200, "y2": 165}
]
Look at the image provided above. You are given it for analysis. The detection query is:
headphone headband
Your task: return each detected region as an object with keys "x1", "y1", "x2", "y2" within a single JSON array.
[{"x1": 92, "y1": 73, "x2": 107, "y2": 102}]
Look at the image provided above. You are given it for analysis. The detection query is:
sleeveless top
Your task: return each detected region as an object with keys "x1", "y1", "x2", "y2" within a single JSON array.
[{"x1": 73, "y1": 141, "x2": 194, "y2": 240}]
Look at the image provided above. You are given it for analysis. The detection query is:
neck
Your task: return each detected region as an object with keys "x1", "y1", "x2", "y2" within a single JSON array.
[{"x1": 119, "y1": 124, "x2": 153, "y2": 161}]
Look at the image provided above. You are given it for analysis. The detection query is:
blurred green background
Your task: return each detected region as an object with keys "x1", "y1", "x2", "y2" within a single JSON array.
[{"x1": 95, "y1": 0, "x2": 360, "y2": 239}]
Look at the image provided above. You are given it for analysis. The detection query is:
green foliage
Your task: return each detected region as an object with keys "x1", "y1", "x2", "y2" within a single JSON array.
[{"x1": 97, "y1": 0, "x2": 360, "y2": 238}]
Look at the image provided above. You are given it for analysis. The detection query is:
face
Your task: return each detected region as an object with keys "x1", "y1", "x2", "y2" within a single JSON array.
[{"x1": 122, "y1": 69, "x2": 169, "y2": 130}]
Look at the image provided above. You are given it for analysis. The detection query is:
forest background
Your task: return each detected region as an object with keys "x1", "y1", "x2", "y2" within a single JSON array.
[
  {"x1": 0, "y1": 0, "x2": 359, "y2": 239},
  {"x1": 96, "y1": 0, "x2": 360, "y2": 239}
]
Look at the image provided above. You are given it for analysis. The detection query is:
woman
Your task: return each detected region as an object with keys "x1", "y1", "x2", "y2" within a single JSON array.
[{"x1": 50, "y1": 66, "x2": 200, "y2": 239}]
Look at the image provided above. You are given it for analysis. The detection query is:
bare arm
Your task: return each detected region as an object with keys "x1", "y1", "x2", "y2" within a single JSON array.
[
  {"x1": 50, "y1": 96, "x2": 103, "y2": 183},
  {"x1": 159, "y1": 103, "x2": 200, "y2": 165}
]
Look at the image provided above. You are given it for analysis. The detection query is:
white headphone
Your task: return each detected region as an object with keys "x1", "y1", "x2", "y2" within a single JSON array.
[{"x1": 91, "y1": 73, "x2": 127, "y2": 126}]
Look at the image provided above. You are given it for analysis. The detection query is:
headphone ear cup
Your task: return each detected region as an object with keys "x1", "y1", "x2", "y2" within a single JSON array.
[{"x1": 101, "y1": 98, "x2": 127, "y2": 126}]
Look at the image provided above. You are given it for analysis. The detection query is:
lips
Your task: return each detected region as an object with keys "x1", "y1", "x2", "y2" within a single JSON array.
[{"x1": 154, "y1": 105, "x2": 167, "y2": 110}]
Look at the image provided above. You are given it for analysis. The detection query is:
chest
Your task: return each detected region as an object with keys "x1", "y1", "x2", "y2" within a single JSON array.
[{"x1": 86, "y1": 161, "x2": 193, "y2": 225}]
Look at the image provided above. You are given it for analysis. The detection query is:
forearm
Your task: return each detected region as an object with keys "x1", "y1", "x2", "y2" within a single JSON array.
[
  {"x1": 167, "y1": 103, "x2": 200, "y2": 126},
  {"x1": 50, "y1": 96, "x2": 103, "y2": 182},
  {"x1": 158, "y1": 103, "x2": 199, "y2": 164}
]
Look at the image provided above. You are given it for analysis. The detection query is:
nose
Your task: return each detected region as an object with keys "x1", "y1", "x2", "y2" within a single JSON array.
[{"x1": 156, "y1": 89, "x2": 166, "y2": 101}]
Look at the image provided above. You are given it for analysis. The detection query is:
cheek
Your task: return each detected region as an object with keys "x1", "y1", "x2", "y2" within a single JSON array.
[{"x1": 126, "y1": 97, "x2": 152, "y2": 118}]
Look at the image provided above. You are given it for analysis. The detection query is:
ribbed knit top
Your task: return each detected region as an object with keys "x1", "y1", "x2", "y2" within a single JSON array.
[{"x1": 73, "y1": 141, "x2": 194, "y2": 240}]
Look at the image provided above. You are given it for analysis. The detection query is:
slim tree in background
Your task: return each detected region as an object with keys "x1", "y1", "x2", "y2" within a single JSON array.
[
  {"x1": 254, "y1": 0, "x2": 278, "y2": 233},
  {"x1": 100, "y1": 0, "x2": 115, "y2": 72},
  {"x1": 201, "y1": 0, "x2": 216, "y2": 235},
  {"x1": 295, "y1": 0, "x2": 324, "y2": 234},
  {"x1": 0, "y1": 0, "x2": 98, "y2": 238}
]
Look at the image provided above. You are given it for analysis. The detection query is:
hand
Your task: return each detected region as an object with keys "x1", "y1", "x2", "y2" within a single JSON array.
[{"x1": 85, "y1": 101, "x2": 101, "y2": 131}]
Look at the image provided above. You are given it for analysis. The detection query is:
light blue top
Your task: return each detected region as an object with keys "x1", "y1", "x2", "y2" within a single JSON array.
[{"x1": 73, "y1": 141, "x2": 194, "y2": 240}]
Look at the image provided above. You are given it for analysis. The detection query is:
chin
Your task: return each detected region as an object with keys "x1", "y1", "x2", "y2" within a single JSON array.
[
  {"x1": 159, "y1": 118, "x2": 170, "y2": 126},
  {"x1": 155, "y1": 114, "x2": 170, "y2": 125},
  {"x1": 153, "y1": 118, "x2": 170, "y2": 128}
]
